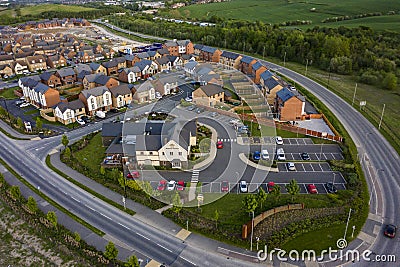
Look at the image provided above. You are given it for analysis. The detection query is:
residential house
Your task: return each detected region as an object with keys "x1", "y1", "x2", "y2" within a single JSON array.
[
  {"x1": 46, "y1": 54, "x2": 67, "y2": 68},
  {"x1": 77, "y1": 51, "x2": 94, "y2": 63},
  {"x1": 55, "y1": 68, "x2": 77, "y2": 85},
  {"x1": 77, "y1": 70, "x2": 92, "y2": 83},
  {"x1": 251, "y1": 61, "x2": 267, "y2": 84},
  {"x1": 167, "y1": 55, "x2": 183, "y2": 68},
  {"x1": 163, "y1": 41, "x2": 179, "y2": 56},
  {"x1": 239, "y1": 56, "x2": 257, "y2": 75},
  {"x1": 0, "y1": 65, "x2": 13, "y2": 77},
  {"x1": 118, "y1": 66, "x2": 141, "y2": 84},
  {"x1": 79, "y1": 86, "x2": 112, "y2": 116},
  {"x1": 0, "y1": 54, "x2": 13, "y2": 66},
  {"x1": 184, "y1": 61, "x2": 198, "y2": 78},
  {"x1": 274, "y1": 87, "x2": 305, "y2": 121},
  {"x1": 82, "y1": 74, "x2": 98, "y2": 89},
  {"x1": 147, "y1": 50, "x2": 162, "y2": 61},
  {"x1": 157, "y1": 48, "x2": 170, "y2": 57},
  {"x1": 199, "y1": 46, "x2": 222, "y2": 63},
  {"x1": 109, "y1": 83, "x2": 133, "y2": 108},
  {"x1": 89, "y1": 62, "x2": 107, "y2": 75},
  {"x1": 134, "y1": 60, "x2": 158, "y2": 80},
  {"x1": 152, "y1": 76, "x2": 178, "y2": 95},
  {"x1": 26, "y1": 55, "x2": 47, "y2": 72},
  {"x1": 132, "y1": 80, "x2": 155, "y2": 103},
  {"x1": 74, "y1": 63, "x2": 92, "y2": 75},
  {"x1": 53, "y1": 99, "x2": 86, "y2": 125},
  {"x1": 193, "y1": 44, "x2": 204, "y2": 56},
  {"x1": 102, "y1": 60, "x2": 119, "y2": 76},
  {"x1": 30, "y1": 82, "x2": 61, "y2": 108},
  {"x1": 114, "y1": 56, "x2": 127, "y2": 69},
  {"x1": 192, "y1": 84, "x2": 224, "y2": 107},
  {"x1": 94, "y1": 75, "x2": 119, "y2": 89},
  {"x1": 155, "y1": 56, "x2": 172, "y2": 72},
  {"x1": 219, "y1": 51, "x2": 242, "y2": 69},
  {"x1": 19, "y1": 75, "x2": 41, "y2": 101},
  {"x1": 39, "y1": 71, "x2": 62, "y2": 88},
  {"x1": 177, "y1": 40, "x2": 194, "y2": 55},
  {"x1": 11, "y1": 60, "x2": 29, "y2": 75}
]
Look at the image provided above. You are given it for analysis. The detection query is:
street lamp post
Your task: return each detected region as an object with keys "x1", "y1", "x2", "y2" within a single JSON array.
[
  {"x1": 343, "y1": 208, "x2": 352, "y2": 240},
  {"x1": 250, "y1": 211, "x2": 254, "y2": 251},
  {"x1": 256, "y1": 236, "x2": 260, "y2": 251},
  {"x1": 140, "y1": 164, "x2": 144, "y2": 183},
  {"x1": 332, "y1": 172, "x2": 337, "y2": 185}
]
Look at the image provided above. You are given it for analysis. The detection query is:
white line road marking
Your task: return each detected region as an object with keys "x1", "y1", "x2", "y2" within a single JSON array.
[
  {"x1": 318, "y1": 163, "x2": 324, "y2": 171},
  {"x1": 157, "y1": 243, "x2": 172, "y2": 253},
  {"x1": 71, "y1": 196, "x2": 80, "y2": 203},
  {"x1": 310, "y1": 163, "x2": 315, "y2": 172},
  {"x1": 118, "y1": 222, "x2": 130, "y2": 230},
  {"x1": 136, "y1": 232, "x2": 150, "y2": 240},
  {"x1": 180, "y1": 256, "x2": 197, "y2": 266},
  {"x1": 100, "y1": 213, "x2": 112, "y2": 220}
]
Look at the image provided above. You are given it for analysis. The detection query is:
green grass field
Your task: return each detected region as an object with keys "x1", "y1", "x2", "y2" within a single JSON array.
[
  {"x1": 169, "y1": 0, "x2": 400, "y2": 31},
  {"x1": 0, "y1": 4, "x2": 97, "y2": 18}
]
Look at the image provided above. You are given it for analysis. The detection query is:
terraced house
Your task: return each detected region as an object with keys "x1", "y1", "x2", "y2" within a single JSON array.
[{"x1": 79, "y1": 86, "x2": 112, "y2": 116}]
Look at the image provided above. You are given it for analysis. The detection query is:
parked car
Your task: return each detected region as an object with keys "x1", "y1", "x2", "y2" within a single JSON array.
[
  {"x1": 196, "y1": 108, "x2": 204, "y2": 114},
  {"x1": 187, "y1": 105, "x2": 195, "y2": 111},
  {"x1": 81, "y1": 116, "x2": 90, "y2": 123},
  {"x1": 96, "y1": 110, "x2": 106, "y2": 118},
  {"x1": 221, "y1": 181, "x2": 229, "y2": 192},
  {"x1": 210, "y1": 112, "x2": 217, "y2": 117},
  {"x1": 261, "y1": 149, "x2": 269, "y2": 160},
  {"x1": 177, "y1": 180, "x2": 185, "y2": 191},
  {"x1": 15, "y1": 100, "x2": 25, "y2": 106},
  {"x1": 307, "y1": 184, "x2": 318, "y2": 194},
  {"x1": 185, "y1": 77, "x2": 191, "y2": 81},
  {"x1": 216, "y1": 141, "x2": 223, "y2": 149},
  {"x1": 126, "y1": 171, "x2": 140, "y2": 179},
  {"x1": 276, "y1": 148, "x2": 286, "y2": 161},
  {"x1": 19, "y1": 102, "x2": 30, "y2": 108},
  {"x1": 185, "y1": 96, "x2": 192, "y2": 102},
  {"x1": 167, "y1": 180, "x2": 176, "y2": 191},
  {"x1": 276, "y1": 136, "x2": 284, "y2": 145},
  {"x1": 325, "y1": 182, "x2": 337, "y2": 193},
  {"x1": 253, "y1": 151, "x2": 261, "y2": 161},
  {"x1": 76, "y1": 118, "x2": 85, "y2": 125},
  {"x1": 239, "y1": 181, "x2": 248, "y2": 193},
  {"x1": 287, "y1": 162, "x2": 296, "y2": 171},
  {"x1": 384, "y1": 224, "x2": 397, "y2": 238},
  {"x1": 301, "y1": 152, "x2": 311, "y2": 160},
  {"x1": 157, "y1": 180, "x2": 167, "y2": 191},
  {"x1": 266, "y1": 181, "x2": 275, "y2": 193},
  {"x1": 155, "y1": 92, "x2": 162, "y2": 99}
]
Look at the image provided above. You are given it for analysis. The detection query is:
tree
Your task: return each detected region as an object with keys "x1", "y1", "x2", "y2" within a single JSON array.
[
  {"x1": 63, "y1": 147, "x2": 71, "y2": 160},
  {"x1": 118, "y1": 171, "x2": 126, "y2": 191},
  {"x1": 270, "y1": 184, "x2": 281, "y2": 202},
  {"x1": 17, "y1": 117, "x2": 23, "y2": 128},
  {"x1": 172, "y1": 192, "x2": 182, "y2": 215},
  {"x1": 125, "y1": 255, "x2": 140, "y2": 267},
  {"x1": 46, "y1": 211, "x2": 58, "y2": 230},
  {"x1": 142, "y1": 181, "x2": 153, "y2": 200},
  {"x1": 286, "y1": 179, "x2": 300, "y2": 202},
  {"x1": 0, "y1": 173, "x2": 5, "y2": 187},
  {"x1": 242, "y1": 194, "x2": 258, "y2": 214},
  {"x1": 104, "y1": 241, "x2": 118, "y2": 261},
  {"x1": 100, "y1": 166, "x2": 106, "y2": 177},
  {"x1": 74, "y1": 231, "x2": 81, "y2": 243},
  {"x1": 257, "y1": 187, "x2": 267, "y2": 211},
  {"x1": 61, "y1": 134, "x2": 69, "y2": 148},
  {"x1": 110, "y1": 168, "x2": 120, "y2": 181},
  {"x1": 27, "y1": 196, "x2": 38, "y2": 214},
  {"x1": 36, "y1": 117, "x2": 42, "y2": 130},
  {"x1": 214, "y1": 209, "x2": 219, "y2": 229},
  {"x1": 9, "y1": 185, "x2": 21, "y2": 201},
  {"x1": 382, "y1": 72, "x2": 397, "y2": 90}
]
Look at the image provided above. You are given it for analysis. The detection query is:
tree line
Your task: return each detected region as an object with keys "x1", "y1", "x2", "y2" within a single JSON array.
[{"x1": 108, "y1": 14, "x2": 399, "y2": 90}]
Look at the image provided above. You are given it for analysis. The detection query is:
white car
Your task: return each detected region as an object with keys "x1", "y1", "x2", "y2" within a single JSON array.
[
  {"x1": 19, "y1": 102, "x2": 30, "y2": 108},
  {"x1": 76, "y1": 118, "x2": 85, "y2": 125},
  {"x1": 155, "y1": 92, "x2": 162, "y2": 99},
  {"x1": 276, "y1": 136, "x2": 284, "y2": 145},
  {"x1": 287, "y1": 162, "x2": 296, "y2": 171},
  {"x1": 261, "y1": 149, "x2": 269, "y2": 160},
  {"x1": 239, "y1": 181, "x2": 248, "y2": 193},
  {"x1": 276, "y1": 148, "x2": 286, "y2": 161},
  {"x1": 167, "y1": 180, "x2": 176, "y2": 191},
  {"x1": 185, "y1": 97, "x2": 192, "y2": 102}
]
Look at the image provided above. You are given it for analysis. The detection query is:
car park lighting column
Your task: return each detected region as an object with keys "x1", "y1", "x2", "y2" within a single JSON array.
[{"x1": 250, "y1": 210, "x2": 254, "y2": 251}]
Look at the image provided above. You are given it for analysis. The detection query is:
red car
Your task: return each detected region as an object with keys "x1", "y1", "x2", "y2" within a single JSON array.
[
  {"x1": 126, "y1": 171, "x2": 140, "y2": 179},
  {"x1": 177, "y1": 180, "x2": 185, "y2": 191},
  {"x1": 307, "y1": 184, "x2": 318, "y2": 194},
  {"x1": 157, "y1": 180, "x2": 167, "y2": 191},
  {"x1": 221, "y1": 181, "x2": 229, "y2": 192},
  {"x1": 266, "y1": 181, "x2": 275, "y2": 193},
  {"x1": 216, "y1": 141, "x2": 223, "y2": 149},
  {"x1": 384, "y1": 224, "x2": 397, "y2": 238}
]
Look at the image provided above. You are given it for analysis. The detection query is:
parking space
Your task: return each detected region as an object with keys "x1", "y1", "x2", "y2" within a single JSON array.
[
  {"x1": 277, "y1": 162, "x2": 332, "y2": 172},
  {"x1": 282, "y1": 138, "x2": 314, "y2": 145}
]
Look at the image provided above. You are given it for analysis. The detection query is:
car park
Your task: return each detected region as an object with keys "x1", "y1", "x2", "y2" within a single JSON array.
[
  {"x1": 253, "y1": 151, "x2": 261, "y2": 161},
  {"x1": 276, "y1": 148, "x2": 286, "y2": 161},
  {"x1": 167, "y1": 180, "x2": 176, "y2": 191},
  {"x1": 157, "y1": 180, "x2": 167, "y2": 191},
  {"x1": 301, "y1": 152, "x2": 311, "y2": 160},
  {"x1": 325, "y1": 182, "x2": 337, "y2": 193},
  {"x1": 307, "y1": 184, "x2": 318, "y2": 194},
  {"x1": 15, "y1": 100, "x2": 25, "y2": 106},
  {"x1": 384, "y1": 224, "x2": 397, "y2": 238},
  {"x1": 19, "y1": 102, "x2": 30, "y2": 108},
  {"x1": 221, "y1": 181, "x2": 229, "y2": 192},
  {"x1": 76, "y1": 118, "x2": 85, "y2": 125},
  {"x1": 216, "y1": 141, "x2": 223, "y2": 149},
  {"x1": 239, "y1": 181, "x2": 248, "y2": 193},
  {"x1": 276, "y1": 136, "x2": 283, "y2": 145},
  {"x1": 177, "y1": 180, "x2": 185, "y2": 191},
  {"x1": 126, "y1": 171, "x2": 140, "y2": 179},
  {"x1": 287, "y1": 162, "x2": 296, "y2": 171},
  {"x1": 261, "y1": 149, "x2": 269, "y2": 160}
]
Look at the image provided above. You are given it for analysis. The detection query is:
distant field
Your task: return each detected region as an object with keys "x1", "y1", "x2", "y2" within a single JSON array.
[
  {"x1": 0, "y1": 4, "x2": 97, "y2": 18},
  {"x1": 170, "y1": 0, "x2": 400, "y2": 31}
]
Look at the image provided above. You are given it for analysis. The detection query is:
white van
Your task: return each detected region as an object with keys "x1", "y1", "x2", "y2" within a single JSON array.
[
  {"x1": 276, "y1": 148, "x2": 286, "y2": 161},
  {"x1": 96, "y1": 110, "x2": 106, "y2": 118}
]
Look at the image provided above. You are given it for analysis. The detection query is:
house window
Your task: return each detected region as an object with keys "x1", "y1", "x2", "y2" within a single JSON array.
[
  {"x1": 140, "y1": 152, "x2": 144, "y2": 155},
  {"x1": 162, "y1": 152, "x2": 165, "y2": 155},
  {"x1": 178, "y1": 152, "x2": 182, "y2": 156},
  {"x1": 149, "y1": 152, "x2": 153, "y2": 155},
  {"x1": 170, "y1": 152, "x2": 173, "y2": 156}
]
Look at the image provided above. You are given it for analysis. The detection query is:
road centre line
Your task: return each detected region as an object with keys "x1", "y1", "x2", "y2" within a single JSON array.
[
  {"x1": 157, "y1": 243, "x2": 172, "y2": 253},
  {"x1": 118, "y1": 222, "x2": 130, "y2": 230},
  {"x1": 99, "y1": 213, "x2": 112, "y2": 220},
  {"x1": 136, "y1": 232, "x2": 150, "y2": 240},
  {"x1": 180, "y1": 256, "x2": 197, "y2": 266}
]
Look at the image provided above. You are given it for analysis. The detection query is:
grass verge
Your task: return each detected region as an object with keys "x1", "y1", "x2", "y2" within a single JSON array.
[
  {"x1": 46, "y1": 155, "x2": 136, "y2": 216},
  {"x1": 0, "y1": 158, "x2": 105, "y2": 236}
]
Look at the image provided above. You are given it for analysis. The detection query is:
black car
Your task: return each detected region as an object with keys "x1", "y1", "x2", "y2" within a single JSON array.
[
  {"x1": 384, "y1": 224, "x2": 397, "y2": 238},
  {"x1": 81, "y1": 116, "x2": 90, "y2": 123},
  {"x1": 325, "y1": 182, "x2": 337, "y2": 193},
  {"x1": 301, "y1": 152, "x2": 311, "y2": 160}
]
